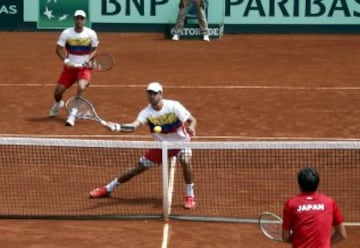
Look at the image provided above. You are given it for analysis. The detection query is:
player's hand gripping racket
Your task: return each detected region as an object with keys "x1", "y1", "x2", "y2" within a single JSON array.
[
  {"x1": 74, "y1": 53, "x2": 114, "y2": 72},
  {"x1": 258, "y1": 211, "x2": 283, "y2": 242},
  {"x1": 65, "y1": 97, "x2": 107, "y2": 126}
]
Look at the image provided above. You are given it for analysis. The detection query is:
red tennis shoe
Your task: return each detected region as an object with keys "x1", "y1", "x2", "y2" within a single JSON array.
[
  {"x1": 89, "y1": 186, "x2": 110, "y2": 198},
  {"x1": 184, "y1": 196, "x2": 196, "y2": 209}
]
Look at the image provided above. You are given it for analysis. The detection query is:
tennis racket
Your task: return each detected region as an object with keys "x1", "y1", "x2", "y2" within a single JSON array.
[
  {"x1": 258, "y1": 211, "x2": 283, "y2": 242},
  {"x1": 74, "y1": 53, "x2": 114, "y2": 72},
  {"x1": 65, "y1": 96, "x2": 107, "y2": 126}
]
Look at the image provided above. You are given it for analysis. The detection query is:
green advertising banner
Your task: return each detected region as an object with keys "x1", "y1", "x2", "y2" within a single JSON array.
[
  {"x1": 37, "y1": 0, "x2": 89, "y2": 29},
  {"x1": 21, "y1": 0, "x2": 360, "y2": 33},
  {"x1": 91, "y1": 0, "x2": 223, "y2": 24},
  {"x1": 91, "y1": 0, "x2": 177, "y2": 23}
]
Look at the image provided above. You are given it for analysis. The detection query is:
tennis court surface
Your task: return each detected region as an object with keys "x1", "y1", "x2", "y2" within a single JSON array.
[{"x1": 0, "y1": 32, "x2": 359, "y2": 247}]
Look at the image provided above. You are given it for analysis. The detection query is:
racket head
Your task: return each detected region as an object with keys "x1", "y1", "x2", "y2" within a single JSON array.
[
  {"x1": 258, "y1": 211, "x2": 283, "y2": 242},
  {"x1": 88, "y1": 53, "x2": 114, "y2": 72},
  {"x1": 65, "y1": 97, "x2": 101, "y2": 121}
]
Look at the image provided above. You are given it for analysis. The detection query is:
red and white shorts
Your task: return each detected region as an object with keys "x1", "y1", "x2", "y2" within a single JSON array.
[
  {"x1": 57, "y1": 66, "x2": 92, "y2": 88},
  {"x1": 140, "y1": 148, "x2": 192, "y2": 166}
]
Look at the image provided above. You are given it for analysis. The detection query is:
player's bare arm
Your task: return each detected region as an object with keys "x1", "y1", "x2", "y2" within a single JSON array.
[
  {"x1": 55, "y1": 45, "x2": 67, "y2": 61},
  {"x1": 281, "y1": 229, "x2": 292, "y2": 243},
  {"x1": 331, "y1": 224, "x2": 346, "y2": 245},
  {"x1": 55, "y1": 45, "x2": 73, "y2": 67},
  {"x1": 86, "y1": 47, "x2": 98, "y2": 63}
]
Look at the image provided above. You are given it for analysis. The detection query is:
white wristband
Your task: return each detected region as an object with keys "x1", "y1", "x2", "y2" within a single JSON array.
[
  {"x1": 63, "y1": 58, "x2": 70, "y2": 64},
  {"x1": 112, "y1": 123, "x2": 121, "y2": 132}
]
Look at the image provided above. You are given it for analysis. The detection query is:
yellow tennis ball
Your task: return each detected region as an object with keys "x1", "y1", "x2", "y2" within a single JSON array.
[{"x1": 153, "y1": 126, "x2": 162, "y2": 133}]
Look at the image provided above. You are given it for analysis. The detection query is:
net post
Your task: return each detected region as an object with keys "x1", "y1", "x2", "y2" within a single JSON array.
[{"x1": 162, "y1": 142, "x2": 169, "y2": 220}]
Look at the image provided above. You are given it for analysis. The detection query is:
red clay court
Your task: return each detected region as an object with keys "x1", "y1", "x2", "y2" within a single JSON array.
[{"x1": 0, "y1": 32, "x2": 359, "y2": 247}]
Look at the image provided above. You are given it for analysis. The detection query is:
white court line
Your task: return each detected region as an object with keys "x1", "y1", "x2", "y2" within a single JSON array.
[
  {"x1": 161, "y1": 157, "x2": 176, "y2": 248},
  {"x1": 1, "y1": 133, "x2": 360, "y2": 141},
  {"x1": 161, "y1": 223, "x2": 169, "y2": 248},
  {"x1": 1, "y1": 83, "x2": 360, "y2": 90}
]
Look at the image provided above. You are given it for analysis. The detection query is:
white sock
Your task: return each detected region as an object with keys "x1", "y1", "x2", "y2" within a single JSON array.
[
  {"x1": 53, "y1": 101, "x2": 63, "y2": 108},
  {"x1": 106, "y1": 178, "x2": 120, "y2": 192},
  {"x1": 186, "y1": 183, "x2": 194, "y2": 197},
  {"x1": 70, "y1": 108, "x2": 78, "y2": 116}
]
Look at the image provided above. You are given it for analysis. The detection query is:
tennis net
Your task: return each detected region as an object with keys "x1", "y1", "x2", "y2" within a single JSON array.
[{"x1": 0, "y1": 137, "x2": 358, "y2": 224}]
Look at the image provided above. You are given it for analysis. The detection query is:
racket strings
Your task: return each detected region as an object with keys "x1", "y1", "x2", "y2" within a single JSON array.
[
  {"x1": 67, "y1": 98, "x2": 96, "y2": 119},
  {"x1": 261, "y1": 221, "x2": 282, "y2": 238},
  {"x1": 76, "y1": 102, "x2": 95, "y2": 118},
  {"x1": 93, "y1": 54, "x2": 113, "y2": 71},
  {"x1": 260, "y1": 215, "x2": 283, "y2": 241}
]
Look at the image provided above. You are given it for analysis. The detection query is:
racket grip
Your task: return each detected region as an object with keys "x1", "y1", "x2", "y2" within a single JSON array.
[{"x1": 110, "y1": 123, "x2": 122, "y2": 132}]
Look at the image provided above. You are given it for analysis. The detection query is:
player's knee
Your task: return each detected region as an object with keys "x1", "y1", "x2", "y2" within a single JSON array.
[
  {"x1": 178, "y1": 148, "x2": 192, "y2": 163},
  {"x1": 78, "y1": 80, "x2": 89, "y2": 89}
]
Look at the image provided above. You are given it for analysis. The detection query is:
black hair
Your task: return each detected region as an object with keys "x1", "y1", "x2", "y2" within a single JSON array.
[{"x1": 297, "y1": 167, "x2": 320, "y2": 193}]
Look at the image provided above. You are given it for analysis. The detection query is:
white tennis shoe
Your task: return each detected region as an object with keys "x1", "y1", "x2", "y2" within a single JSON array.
[
  {"x1": 203, "y1": 35, "x2": 210, "y2": 42},
  {"x1": 49, "y1": 100, "x2": 64, "y2": 117},
  {"x1": 172, "y1": 34, "x2": 179, "y2": 41}
]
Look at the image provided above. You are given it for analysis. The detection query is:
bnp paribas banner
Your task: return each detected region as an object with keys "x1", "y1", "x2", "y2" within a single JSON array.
[
  {"x1": 224, "y1": 0, "x2": 360, "y2": 24},
  {"x1": 38, "y1": 0, "x2": 89, "y2": 29}
]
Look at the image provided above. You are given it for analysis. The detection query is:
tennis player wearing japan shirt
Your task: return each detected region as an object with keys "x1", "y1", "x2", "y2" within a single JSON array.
[
  {"x1": 282, "y1": 167, "x2": 346, "y2": 248},
  {"x1": 89, "y1": 82, "x2": 197, "y2": 209},
  {"x1": 49, "y1": 10, "x2": 99, "y2": 127}
]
